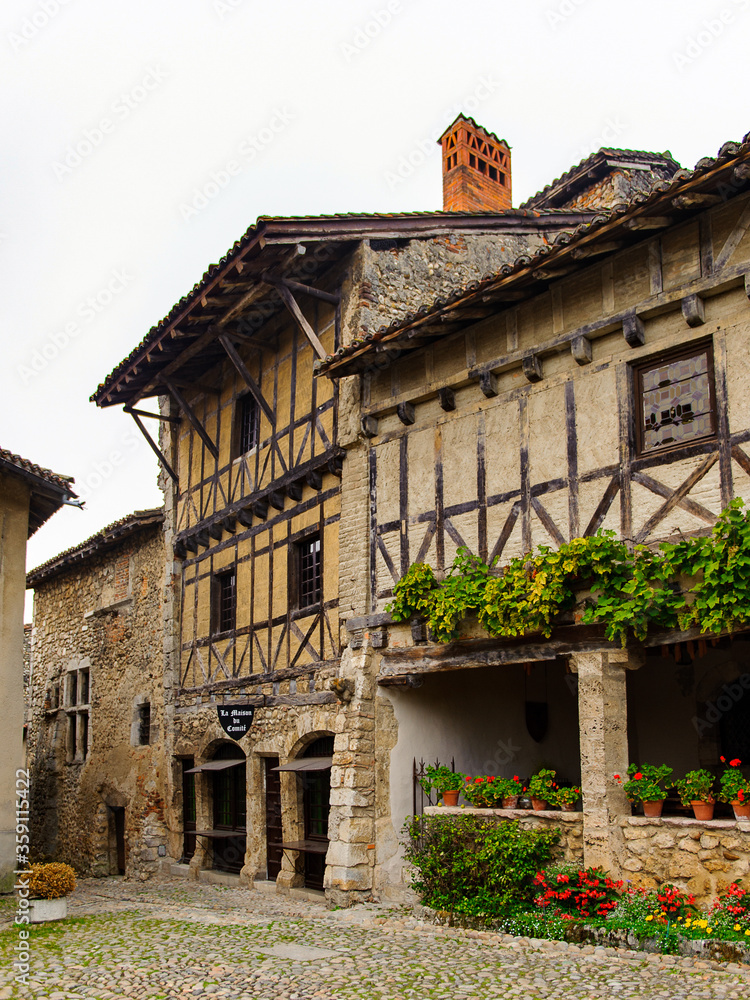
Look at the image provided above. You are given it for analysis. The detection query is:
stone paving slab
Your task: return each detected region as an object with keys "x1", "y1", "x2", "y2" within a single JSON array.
[{"x1": 0, "y1": 875, "x2": 748, "y2": 999}]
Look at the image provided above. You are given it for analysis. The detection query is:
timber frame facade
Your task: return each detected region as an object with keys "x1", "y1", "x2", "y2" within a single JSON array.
[{"x1": 76, "y1": 123, "x2": 750, "y2": 904}]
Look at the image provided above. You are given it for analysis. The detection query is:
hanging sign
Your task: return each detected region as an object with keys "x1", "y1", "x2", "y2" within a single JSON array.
[{"x1": 217, "y1": 704, "x2": 255, "y2": 739}]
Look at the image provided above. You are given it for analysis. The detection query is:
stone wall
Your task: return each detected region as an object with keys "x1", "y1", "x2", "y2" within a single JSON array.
[
  {"x1": 424, "y1": 806, "x2": 584, "y2": 864},
  {"x1": 27, "y1": 521, "x2": 167, "y2": 879},
  {"x1": 619, "y1": 816, "x2": 750, "y2": 902}
]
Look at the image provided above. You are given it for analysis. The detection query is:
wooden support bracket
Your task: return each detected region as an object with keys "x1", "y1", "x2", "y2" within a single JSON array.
[
  {"x1": 397, "y1": 402, "x2": 415, "y2": 425},
  {"x1": 127, "y1": 411, "x2": 178, "y2": 482},
  {"x1": 237, "y1": 508, "x2": 254, "y2": 528},
  {"x1": 267, "y1": 278, "x2": 328, "y2": 361},
  {"x1": 623, "y1": 312, "x2": 645, "y2": 347},
  {"x1": 269, "y1": 491, "x2": 285, "y2": 511},
  {"x1": 571, "y1": 335, "x2": 592, "y2": 365},
  {"x1": 361, "y1": 415, "x2": 378, "y2": 438},
  {"x1": 286, "y1": 481, "x2": 304, "y2": 502},
  {"x1": 681, "y1": 293, "x2": 706, "y2": 328},
  {"x1": 624, "y1": 216, "x2": 673, "y2": 231},
  {"x1": 209, "y1": 523, "x2": 224, "y2": 541},
  {"x1": 195, "y1": 529, "x2": 210, "y2": 548},
  {"x1": 222, "y1": 516, "x2": 236, "y2": 534},
  {"x1": 437, "y1": 387, "x2": 456, "y2": 411},
  {"x1": 173, "y1": 539, "x2": 187, "y2": 560},
  {"x1": 672, "y1": 193, "x2": 722, "y2": 210},
  {"x1": 253, "y1": 500, "x2": 269, "y2": 520},
  {"x1": 305, "y1": 469, "x2": 323, "y2": 491},
  {"x1": 163, "y1": 378, "x2": 219, "y2": 460},
  {"x1": 522, "y1": 354, "x2": 543, "y2": 383},
  {"x1": 217, "y1": 333, "x2": 275, "y2": 425},
  {"x1": 479, "y1": 372, "x2": 498, "y2": 398}
]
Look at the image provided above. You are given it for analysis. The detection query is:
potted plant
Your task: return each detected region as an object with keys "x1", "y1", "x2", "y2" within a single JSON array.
[
  {"x1": 462, "y1": 775, "x2": 495, "y2": 808},
  {"x1": 420, "y1": 764, "x2": 466, "y2": 807},
  {"x1": 718, "y1": 757, "x2": 750, "y2": 820},
  {"x1": 675, "y1": 768, "x2": 716, "y2": 821},
  {"x1": 551, "y1": 785, "x2": 581, "y2": 812},
  {"x1": 527, "y1": 768, "x2": 556, "y2": 810},
  {"x1": 498, "y1": 775, "x2": 525, "y2": 809},
  {"x1": 25, "y1": 862, "x2": 76, "y2": 922},
  {"x1": 616, "y1": 763, "x2": 673, "y2": 818}
]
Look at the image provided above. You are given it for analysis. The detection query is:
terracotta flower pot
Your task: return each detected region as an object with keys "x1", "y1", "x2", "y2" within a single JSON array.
[
  {"x1": 691, "y1": 800, "x2": 715, "y2": 821},
  {"x1": 560, "y1": 802, "x2": 577, "y2": 813},
  {"x1": 731, "y1": 800, "x2": 750, "y2": 820},
  {"x1": 501, "y1": 796, "x2": 518, "y2": 809},
  {"x1": 442, "y1": 790, "x2": 460, "y2": 807},
  {"x1": 531, "y1": 797, "x2": 548, "y2": 811},
  {"x1": 642, "y1": 800, "x2": 663, "y2": 819}
]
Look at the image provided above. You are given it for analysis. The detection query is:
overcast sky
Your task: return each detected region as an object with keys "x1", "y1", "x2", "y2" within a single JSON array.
[{"x1": 3, "y1": 0, "x2": 749, "y2": 612}]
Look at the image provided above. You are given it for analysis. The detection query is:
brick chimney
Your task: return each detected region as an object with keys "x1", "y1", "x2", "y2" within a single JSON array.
[{"x1": 439, "y1": 114, "x2": 512, "y2": 213}]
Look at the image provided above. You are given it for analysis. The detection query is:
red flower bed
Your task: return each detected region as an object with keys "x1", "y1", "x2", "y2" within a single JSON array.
[{"x1": 533, "y1": 867, "x2": 624, "y2": 919}]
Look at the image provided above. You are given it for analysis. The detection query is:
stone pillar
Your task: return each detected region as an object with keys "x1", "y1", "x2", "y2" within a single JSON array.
[
  {"x1": 572, "y1": 649, "x2": 640, "y2": 874},
  {"x1": 0, "y1": 474, "x2": 31, "y2": 893},
  {"x1": 324, "y1": 641, "x2": 377, "y2": 906}
]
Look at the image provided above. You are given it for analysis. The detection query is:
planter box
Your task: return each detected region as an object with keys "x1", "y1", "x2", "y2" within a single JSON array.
[{"x1": 29, "y1": 897, "x2": 68, "y2": 923}]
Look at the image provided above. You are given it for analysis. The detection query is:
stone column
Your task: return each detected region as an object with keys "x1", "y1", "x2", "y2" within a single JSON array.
[{"x1": 571, "y1": 649, "x2": 640, "y2": 874}]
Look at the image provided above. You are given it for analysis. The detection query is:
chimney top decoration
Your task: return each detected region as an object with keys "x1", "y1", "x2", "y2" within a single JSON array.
[{"x1": 438, "y1": 114, "x2": 512, "y2": 214}]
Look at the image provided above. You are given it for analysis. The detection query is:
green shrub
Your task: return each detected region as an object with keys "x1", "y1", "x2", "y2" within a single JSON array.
[{"x1": 403, "y1": 814, "x2": 560, "y2": 916}]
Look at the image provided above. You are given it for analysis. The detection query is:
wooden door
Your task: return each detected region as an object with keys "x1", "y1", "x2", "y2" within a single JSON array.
[
  {"x1": 264, "y1": 757, "x2": 283, "y2": 880},
  {"x1": 182, "y1": 758, "x2": 196, "y2": 862},
  {"x1": 111, "y1": 807, "x2": 125, "y2": 875}
]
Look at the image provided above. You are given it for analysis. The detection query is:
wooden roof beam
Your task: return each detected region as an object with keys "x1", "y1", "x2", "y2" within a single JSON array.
[
  {"x1": 163, "y1": 378, "x2": 219, "y2": 460},
  {"x1": 264, "y1": 277, "x2": 328, "y2": 360},
  {"x1": 217, "y1": 333, "x2": 275, "y2": 426},
  {"x1": 128, "y1": 411, "x2": 178, "y2": 482}
]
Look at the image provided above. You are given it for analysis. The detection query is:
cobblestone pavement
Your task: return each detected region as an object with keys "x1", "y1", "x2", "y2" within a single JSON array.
[{"x1": 2, "y1": 875, "x2": 749, "y2": 999}]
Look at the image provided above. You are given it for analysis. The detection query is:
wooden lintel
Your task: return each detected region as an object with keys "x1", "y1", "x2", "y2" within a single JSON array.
[
  {"x1": 438, "y1": 387, "x2": 456, "y2": 411},
  {"x1": 522, "y1": 354, "x2": 543, "y2": 383},
  {"x1": 396, "y1": 402, "x2": 415, "y2": 425},
  {"x1": 125, "y1": 406, "x2": 181, "y2": 425},
  {"x1": 217, "y1": 334, "x2": 275, "y2": 425},
  {"x1": 163, "y1": 378, "x2": 219, "y2": 460},
  {"x1": 268, "y1": 279, "x2": 328, "y2": 360},
  {"x1": 571, "y1": 335, "x2": 592, "y2": 365},
  {"x1": 624, "y1": 216, "x2": 673, "y2": 231},
  {"x1": 623, "y1": 312, "x2": 645, "y2": 347},
  {"x1": 128, "y1": 411, "x2": 178, "y2": 482},
  {"x1": 681, "y1": 293, "x2": 706, "y2": 328}
]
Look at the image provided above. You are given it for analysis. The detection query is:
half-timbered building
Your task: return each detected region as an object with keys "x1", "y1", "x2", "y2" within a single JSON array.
[{"x1": 319, "y1": 131, "x2": 750, "y2": 900}]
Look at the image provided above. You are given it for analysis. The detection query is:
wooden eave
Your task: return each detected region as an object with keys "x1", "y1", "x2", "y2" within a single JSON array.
[{"x1": 318, "y1": 140, "x2": 750, "y2": 379}]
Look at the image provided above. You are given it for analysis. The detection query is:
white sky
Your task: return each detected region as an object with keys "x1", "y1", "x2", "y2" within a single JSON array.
[{"x1": 3, "y1": 0, "x2": 749, "y2": 614}]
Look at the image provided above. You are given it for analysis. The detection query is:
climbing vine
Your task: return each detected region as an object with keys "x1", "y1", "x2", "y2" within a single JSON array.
[{"x1": 386, "y1": 498, "x2": 750, "y2": 646}]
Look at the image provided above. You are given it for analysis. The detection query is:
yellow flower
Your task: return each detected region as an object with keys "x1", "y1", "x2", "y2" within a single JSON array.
[
  {"x1": 745, "y1": 929, "x2": 750, "y2": 937},
  {"x1": 684, "y1": 919, "x2": 692, "y2": 927},
  {"x1": 735, "y1": 924, "x2": 741, "y2": 932},
  {"x1": 645, "y1": 915, "x2": 654, "y2": 922},
  {"x1": 707, "y1": 928, "x2": 713, "y2": 934}
]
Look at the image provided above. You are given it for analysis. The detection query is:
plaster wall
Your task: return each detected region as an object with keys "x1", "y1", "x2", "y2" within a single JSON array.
[{"x1": 0, "y1": 472, "x2": 30, "y2": 891}]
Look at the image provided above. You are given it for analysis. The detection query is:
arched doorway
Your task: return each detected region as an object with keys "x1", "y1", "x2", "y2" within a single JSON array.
[{"x1": 301, "y1": 736, "x2": 334, "y2": 889}]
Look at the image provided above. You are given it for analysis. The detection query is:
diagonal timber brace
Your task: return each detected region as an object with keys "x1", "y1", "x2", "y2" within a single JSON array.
[
  {"x1": 264, "y1": 276, "x2": 328, "y2": 360},
  {"x1": 217, "y1": 334, "x2": 276, "y2": 425},
  {"x1": 128, "y1": 410, "x2": 178, "y2": 482},
  {"x1": 163, "y1": 378, "x2": 219, "y2": 460}
]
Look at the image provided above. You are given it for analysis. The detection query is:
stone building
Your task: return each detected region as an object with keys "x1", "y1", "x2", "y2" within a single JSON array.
[
  {"x1": 80, "y1": 114, "x2": 694, "y2": 904},
  {"x1": 26, "y1": 509, "x2": 166, "y2": 878},
  {"x1": 319, "y1": 131, "x2": 750, "y2": 900},
  {"x1": 0, "y1": 448, "x2": 75, "y2": 892}
]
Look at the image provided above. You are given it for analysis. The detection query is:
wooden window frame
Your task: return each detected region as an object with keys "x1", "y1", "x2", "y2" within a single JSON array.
[
  {"x1": 292, "y1": 533, "x2": 322, "y2": 612},
  {"x1": 212, "y1": 569, "x2": 237, "y2": 635},
  {"x1": 234, "y1": 393, "x2": 259, "y2": 459},
  {"x1": 633, "y1": 339, "x2": 717, "y2": 460}
]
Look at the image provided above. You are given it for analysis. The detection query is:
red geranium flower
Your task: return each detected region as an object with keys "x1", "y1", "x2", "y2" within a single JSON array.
[
  {"x1": 634, "y1": 772, "x2": 643, "y2": 780},
  {"x1": 730, "y1": 758, "x2": 741, "y2": 767}
]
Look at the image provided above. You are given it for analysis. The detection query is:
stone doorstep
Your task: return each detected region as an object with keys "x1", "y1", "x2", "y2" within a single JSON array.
[
  {"x1": 197, "y1": 870, "x2": 242, "y2": 888},
  {"x1": 424, "y1": 806, "x2": 583, "y2": 822},
  {"x1": 624, "y1": 816, "x2": 750, "y2": 830}
]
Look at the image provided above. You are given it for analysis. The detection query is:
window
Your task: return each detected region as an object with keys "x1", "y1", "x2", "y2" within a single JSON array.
[
  {"x1": 213, "y1": 569, "x2": 237, "y2": 633},
  {"x1": 296, "y1": 534, "x2": 322, "y2": 609},
  {"x1": 634, "y1": 341, "x2": 716, "y2": 456},
  {"x1": 65, "y1": 667, "x2": 90, "y2": 762},
  {"x1": 236, "y1": 394, "x2": 259, "y2": 456},
  {"x1": 137, "y1": 703, "x2": 151, "y2": 746}
]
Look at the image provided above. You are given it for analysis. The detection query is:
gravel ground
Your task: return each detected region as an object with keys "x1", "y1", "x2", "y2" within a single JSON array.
[{"x1": 1, "y1": 875, "x2": 749, "y2": 999}]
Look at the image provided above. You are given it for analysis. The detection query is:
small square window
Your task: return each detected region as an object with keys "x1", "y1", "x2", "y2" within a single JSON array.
[
  {"x1": 296, "y1": 535, "x2": 321, "y2": 609},
  {"x1": 634, "y1": 341, "x2": 717, "y2": 457},
  {"x1": 213, "y1": 570, "x2": 237, "y2": 634},
  {"x1": 236, "y1": 395, "x2": 259, "y2": 456}
]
